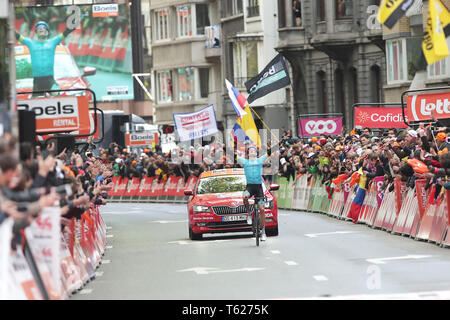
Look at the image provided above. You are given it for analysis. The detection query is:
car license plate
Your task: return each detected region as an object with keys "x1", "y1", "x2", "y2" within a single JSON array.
[{"x1": 222, "y1": 215, "x2": 247, "y2": 222}]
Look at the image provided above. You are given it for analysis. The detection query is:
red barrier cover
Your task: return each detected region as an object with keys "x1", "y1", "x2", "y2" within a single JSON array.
[
  {"x1": 162, "y1": 175, "x2": 179, "y2": 196},
  {"x1": 416, "y1": 185, "x2": 437, "y2": 241},
  {"x1": 123, "y1": 177, "x2": 140, "y2": 197},
  {"x1": 136, "y1": 176, "x2": 154, "y2": 197},
  {"x1": 107, "y1": 177, "x2": 120, "y2": 197},
  {"x1": 114, "y1": 177, "x2": 129, "y2": 197}
]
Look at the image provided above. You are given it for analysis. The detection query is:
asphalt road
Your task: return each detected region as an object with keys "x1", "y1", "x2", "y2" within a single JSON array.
[{"x1": 71, "y1": 202, "x2": 450, "y2": 300}]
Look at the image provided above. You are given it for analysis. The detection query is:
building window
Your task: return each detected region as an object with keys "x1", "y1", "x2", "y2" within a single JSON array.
[
  {"x1": 177, "y1": 67, "x2": 195, "y2": 101},
  {"x1": 387, "y1": 39, "x2": 406, "y2": 83},
  {"x1": 316, "y1": 71, "x2": 327, "y2": 113},
  {"x1": 226, "y1": 0, "x2": 243, "y2": 17},
  {"x1": 336, "y1": 0, "x2": 353, "y2": 19},
  {"x1": 248, "y1": 0, "x2": 260, "y2": 18},
  {"x1": 428, "y1": 57, "x2": 449, "y2": 79},
  {"x1": 155, "y1": 8, "x2": 169, "y2": 41},
  {"x1": 370, "y1": 65, "x2": 382, "y2": 103},
  {"x1": 196, "y1": 4, "x2": 210, "y2": 35},
  {"x1": 176, "y1": 5, "x2": 193, "y2": 38},
  {"x1": 199, "y1": 68, "x2": 210, "y2": 98},
  {"x1": 157, "y1": 71, "x2": 173, "y2": 103},
  {"x1": 317, "y1": 0, "x2": 326, "y2": 22},
  {"x1": 246, "y1": 41, "x2": 258, "y2": 79}
]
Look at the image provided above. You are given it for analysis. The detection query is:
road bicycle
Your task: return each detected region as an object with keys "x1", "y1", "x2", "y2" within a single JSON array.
[{"x1": 247, "y1": 197, "x2": 265, "y2": 247}]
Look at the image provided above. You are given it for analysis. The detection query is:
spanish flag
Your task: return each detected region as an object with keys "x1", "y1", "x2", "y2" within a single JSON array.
[
  {"x1": 377, "y1": 0, "x2": 416, "y2": 29},
  {"x1": 422, "y1": 0, "x2": 450, "y2": 65},
  {"x1": 348, "y1": 168, "x2": 368, "y2": 223}
]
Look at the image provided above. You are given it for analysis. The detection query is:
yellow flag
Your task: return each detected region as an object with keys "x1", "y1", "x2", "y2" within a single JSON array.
[
  {"x1": 423, "y1": 0, "x2": 450, "y2": 65},
  {"x1": 377, "y1": 0, "x2": 416, "y2": 29},
  {"x1": 235, "y1": 104, "x2": 261, "y2": 148}
]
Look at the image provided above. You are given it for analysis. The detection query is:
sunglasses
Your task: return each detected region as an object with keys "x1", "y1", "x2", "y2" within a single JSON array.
[{"x1": 36, "y1": 25, "x2": 48, "y2": 31}]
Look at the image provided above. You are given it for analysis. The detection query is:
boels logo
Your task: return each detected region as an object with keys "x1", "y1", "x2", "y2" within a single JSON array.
[
  {"x1": 18, "y1": 96, "x2": 90, "y2": 133},
  {"x1": 407, "y1": 92, "x2": 450, "y2": 122}
]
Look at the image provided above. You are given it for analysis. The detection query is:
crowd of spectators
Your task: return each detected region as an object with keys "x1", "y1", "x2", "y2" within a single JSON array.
[{"x1": 1, "y1": 121, "x2": 449, "y2": 237}]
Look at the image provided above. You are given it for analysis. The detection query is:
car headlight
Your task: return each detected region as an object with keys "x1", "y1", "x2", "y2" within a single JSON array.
[
  {"x1": 264, "y1": 200, "x2": 274, "y2": 209},
  {"x1": 193, "y1": 205, "x2": 211, "y2": 213}
]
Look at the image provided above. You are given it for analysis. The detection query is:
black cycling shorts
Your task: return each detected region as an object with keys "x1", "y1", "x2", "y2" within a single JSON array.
[{"x1": 243, "y1": 184, "x2": 264, "y2": 205}]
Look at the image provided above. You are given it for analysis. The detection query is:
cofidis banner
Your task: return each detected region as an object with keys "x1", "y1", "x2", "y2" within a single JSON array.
[
  {"x1": 354, "y1": 107, "x2": 408, "y2": 128},
  {"x1": 173, "y1": 105, "x2": 219, "y2": 141},
  {"x1": 245, "y1": 53, "x2": 291, "y2": 104}
]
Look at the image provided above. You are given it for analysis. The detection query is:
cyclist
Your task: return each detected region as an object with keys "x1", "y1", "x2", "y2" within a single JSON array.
[
  {"x1": 237, "y1": 145, "x2": 269, "y2": 241},
  {"x1": 16, "y1": 20, "x2": 77, "y2": 95}
]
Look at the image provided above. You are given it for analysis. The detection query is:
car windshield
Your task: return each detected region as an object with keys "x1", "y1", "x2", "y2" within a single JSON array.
[
  {"x1": 15, "y1": 51, "x2": 81, "y2": 87},
  {"x1": 196, "y1": 175, "x2": 267, "y2": 194},
  {"x1": 197, "y1": 175, "x2": 247, "y2": 194}
]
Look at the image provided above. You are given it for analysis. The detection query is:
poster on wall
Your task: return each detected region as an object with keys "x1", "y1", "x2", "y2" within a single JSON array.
[{"x1": 15, "y1": 3, "x2": 134, "y2": 101}]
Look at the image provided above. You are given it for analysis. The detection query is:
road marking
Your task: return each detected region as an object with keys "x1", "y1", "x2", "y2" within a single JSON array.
[
  {"x1": 313, "y1": 275, "x2": 328, "y2": 282},
  {"x1": 106, "y1": 245, "x2": 113, "y2": 249},
  {"x1": 106, "y1": 234, "x2": 114, "y2": 238},
  {"x1": 101, "y1": 259, "x2": 111, "y2": 264},
  {"x1": 79, "y1": 288, "x2": 93, "y2": 295},
  {"x1": 149, "y1": 220, "x2": 188, "y2": 224},
  {"x1": 271, "y1": 250, "x2": 281, "y2": 255},
  {"x1": 106, "y1": 226, "x2": 112, "y2": 230},
  {"x1": 177, "y1": 267, "x2": 265, "y2": 275},
  {"x1": 366, "y1": 255, "x2": 433, "y2": 265},
  {"x1": 168, "y1": 240, "x2": 231, "y2": 245},
  {"x1": 95, "y1": 271, "x2": 104, "y2": 277},
  {"x1": 305, "y1": 231, "x2": 357, "y2": 238},
  {"x1": 284, "y1": 261, "x2": 298, "y2": 266},
  {"x1": 275, "y1": 290, "x2": 450, "y2": 300}
]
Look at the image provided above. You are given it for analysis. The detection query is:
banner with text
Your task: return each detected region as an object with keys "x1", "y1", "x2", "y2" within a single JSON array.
[
  {"x1": 406, "y1": 91, "x2": 450, "y2": 122},
  {"x1": 354, "y1": 107, "x2": 408, "y2": 128},
  {"x1": 299, "y1": 117, "x2": 342, "y2": 136},
  {"x1": 125, "y1": 131, "x2": 159, "y2": 147},
  {"x1": 173, "y1": 105, "x2": 218, "y2": 142}
]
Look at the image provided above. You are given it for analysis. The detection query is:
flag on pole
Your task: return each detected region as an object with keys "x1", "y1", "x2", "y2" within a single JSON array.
[
  {"x1": 422, "y1": 0, "x2": 450, "y2": 65},
  {"x1": 377, "y1": 0, "x2": 416, "y2": 29},
  {"x1": 225, "y1": 79, "x2": 261, "y2": 148},
  {"x1": 244, "y1": 53, "x2": 291, "y2": 104}
]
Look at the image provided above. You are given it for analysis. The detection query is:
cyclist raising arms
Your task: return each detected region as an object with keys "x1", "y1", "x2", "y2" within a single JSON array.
[{"x1": 237, "y1": 145, "x2": 270, "y2": 241}]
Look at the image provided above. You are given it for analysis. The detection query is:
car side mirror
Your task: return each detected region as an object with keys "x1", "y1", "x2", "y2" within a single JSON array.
[
  {"x1": 269, "y1": 184, "x2": 280, "y2": 191},
  {"x1": 83, "y1": 66, "x2": 97, "y2": 76},
  {"x1": 184, "y1": 189, "x2": 193, "y2": 196}
]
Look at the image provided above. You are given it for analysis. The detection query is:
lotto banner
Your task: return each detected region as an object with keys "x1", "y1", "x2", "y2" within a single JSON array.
[
  {"x1": 406, "y1": 92, "x2": 450, "y2": 122},
  {"x1": 354, "y1": 107, "x2": 408, "y2": 128},
  {"x1": 299, "y1": 117, "x2": 342, "y2": 136},
  {"x1": 15, "y1": 3, "x2": 134, "y2": 101}
]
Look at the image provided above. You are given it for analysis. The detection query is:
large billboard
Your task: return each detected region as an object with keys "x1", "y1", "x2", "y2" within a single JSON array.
[{"x1": 15, "y1": 3, "x2": 134, "y2": 101}]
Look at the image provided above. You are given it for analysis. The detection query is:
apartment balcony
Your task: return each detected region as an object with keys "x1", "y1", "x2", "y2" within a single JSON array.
[{"x1": 205, "y1": 25, "x2": 221, "y2": 60}]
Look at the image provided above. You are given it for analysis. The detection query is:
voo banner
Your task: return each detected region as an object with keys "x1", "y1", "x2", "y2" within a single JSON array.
[{"x1": 299, "y1": 118, "x2": 342, "y2": 136}]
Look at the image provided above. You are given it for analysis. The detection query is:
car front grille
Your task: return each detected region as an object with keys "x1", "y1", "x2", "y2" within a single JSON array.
[
  {"x1": 204, "y1": 221, "x2": 251, "y2": 230},
  {"x1": 212, "y1": 205, "x2": 247, "y2": 215}
]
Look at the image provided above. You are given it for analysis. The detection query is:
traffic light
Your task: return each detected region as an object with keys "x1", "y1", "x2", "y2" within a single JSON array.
[{"x1": 162, "y1": 125, "x2": 174, "y2": 134}]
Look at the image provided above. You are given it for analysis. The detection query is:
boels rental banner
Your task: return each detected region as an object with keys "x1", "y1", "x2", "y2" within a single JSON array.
[
  {"x1": 299, "y1": 117, "x2": 342, "y2": 136},
  {"x1": 406, "y1": 92, "x2": 450, "y2": 122},
  {"x1": 354, "y1": 107, "x2": 408, "y2": 128},
  {"x1": 125, "y1": 131, "x2": 159, "y2": 147},
  {"x1": 17, "y1": 95, "x2": 90, "y2": 134}
]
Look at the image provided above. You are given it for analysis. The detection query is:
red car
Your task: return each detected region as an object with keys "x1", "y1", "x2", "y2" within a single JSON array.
[
  {"x1": 185, "y1": 168, "x2": 279, "y2": 240},
  {"x1": 15, "y1": 44, "x2": 96, "y2": 100}
]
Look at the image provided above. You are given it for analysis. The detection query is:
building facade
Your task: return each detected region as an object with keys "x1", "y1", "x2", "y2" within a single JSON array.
[
  {"x1": 382, "y1": 0, "x2": 450, "y2": 105},
  {"x1": 149, "y1": 0, "x2": 223, "y2": 130},
  {"x1": 276, "y1": 0, "x2": 386, "y2": 131},
  {"x1": 221, "y1": 0, "x2": 291, "y2": 132}
]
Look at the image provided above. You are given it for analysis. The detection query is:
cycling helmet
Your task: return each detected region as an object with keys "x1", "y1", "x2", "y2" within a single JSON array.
[{"x1": 35, "y1": 21, "x2": 50, "y2": 31}]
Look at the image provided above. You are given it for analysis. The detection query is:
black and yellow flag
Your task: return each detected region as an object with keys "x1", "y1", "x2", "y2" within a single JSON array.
[
  {"x1": 377, "y1": 0, "x2": 416, "y2": 29},
  {"x1": 422, "y1": 0, "x2": 450, "y2": 65}
]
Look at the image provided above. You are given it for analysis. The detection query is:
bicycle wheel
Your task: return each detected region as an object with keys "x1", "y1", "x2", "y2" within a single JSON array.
[{"x1": 254, "y1": 205, "x2": 260, "y2": 247}]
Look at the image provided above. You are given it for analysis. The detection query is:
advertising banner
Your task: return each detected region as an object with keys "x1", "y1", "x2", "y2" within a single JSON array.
[
  {"x1": 125, "y1": 131, "x2": 159, "y2": 147},
  {"x1": 299, "y1": 117, "x2": 342, "y2": 136},
  {"x1": 205, "y1": 25, "x2": 220, "y2": 48},
  {"x1": 173, "y1": 104, "x2": 219, "y2": 141},
  {"x1": 15, "y1": 3, "x2": 134, "y2": 101},
  {"x1": 354, "y1": 107, "x2": 408, "y2": 128},
  {"x1": 18, "y1": 95, "x2": 90, "y2": 134},
  {"x1": 406, "y1": 92, "x2": 450, "y2": 122}
]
